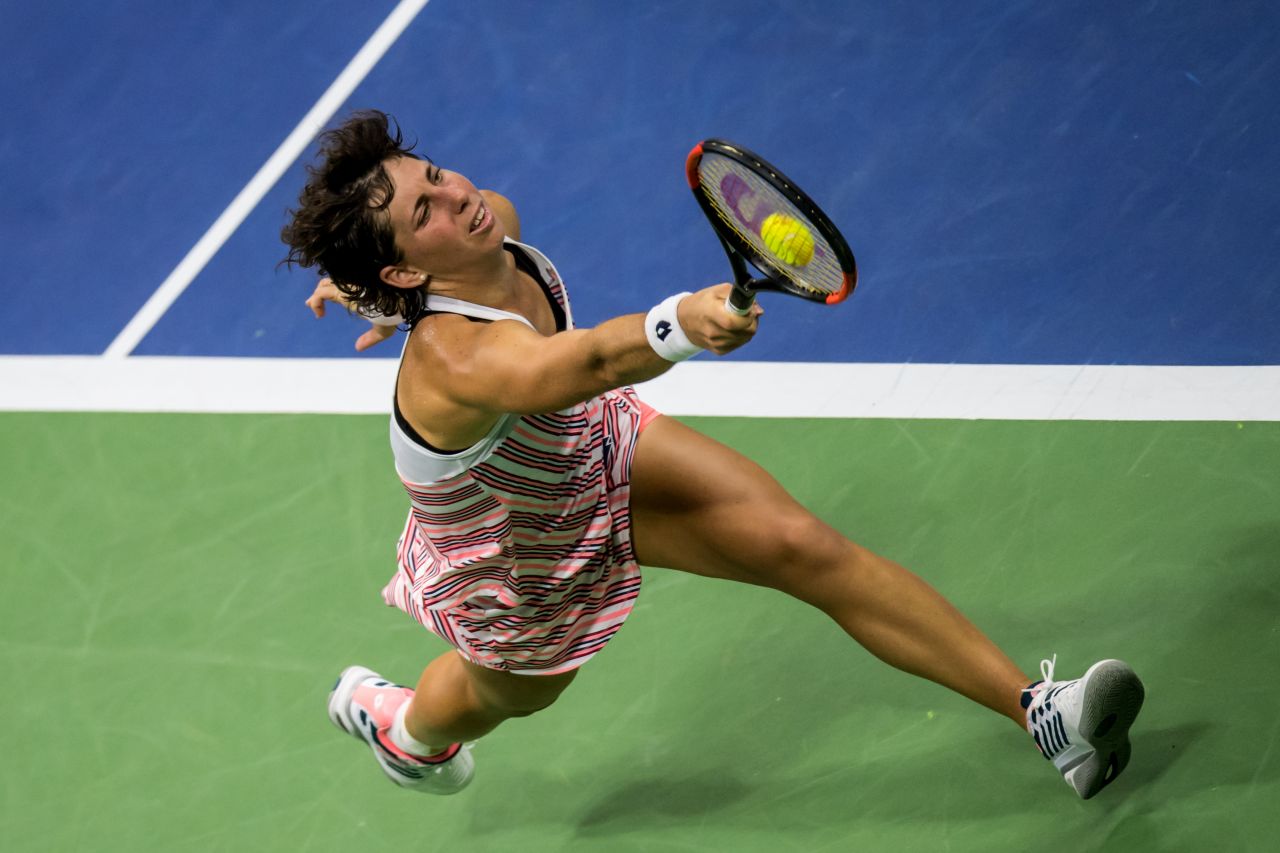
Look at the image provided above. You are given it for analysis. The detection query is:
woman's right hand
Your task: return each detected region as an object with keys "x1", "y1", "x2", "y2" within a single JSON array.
[
  {"x1": 676, "y1": 283, "x2": 764, "y2": 355},
  {"x1": 305, "y1": 277, "x2": 398, "y2": 351}
]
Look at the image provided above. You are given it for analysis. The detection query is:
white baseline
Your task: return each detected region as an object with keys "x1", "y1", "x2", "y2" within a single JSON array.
[{"x1": 1, "y1": 357, "x2": 1276, "y2": 421}]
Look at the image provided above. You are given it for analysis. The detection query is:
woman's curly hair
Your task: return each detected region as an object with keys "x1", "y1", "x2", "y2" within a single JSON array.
[{"x1": 281, "y1": 110, "x2": 430, "y2": 322}]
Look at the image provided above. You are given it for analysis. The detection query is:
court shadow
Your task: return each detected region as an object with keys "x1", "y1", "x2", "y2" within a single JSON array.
[
  {"x1": 1120, "y1": 721, "x2": 1211, "y2": 790},
  {"x1": 572, "y1": 732, "x2": 1055, "y2": 837},
  {"x1": 574, "y1": 769, "x2": 755, "y2": 834}
]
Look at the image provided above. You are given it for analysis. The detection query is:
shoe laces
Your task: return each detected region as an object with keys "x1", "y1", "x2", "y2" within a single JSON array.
[
  {"x1": 1035, "y1": 655, "x2": 1058, "y2": 690},
  {"x1": 1021, "y1": 655, "x2": 1058, "y2": 705},
  {"x1": 1024, "y1": 655, "x2": 1072, "y2": 760}
]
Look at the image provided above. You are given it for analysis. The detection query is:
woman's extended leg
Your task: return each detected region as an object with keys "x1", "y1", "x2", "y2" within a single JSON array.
[{"x1": 629, "y1": 415, "x2": 1030, "y2": 725}]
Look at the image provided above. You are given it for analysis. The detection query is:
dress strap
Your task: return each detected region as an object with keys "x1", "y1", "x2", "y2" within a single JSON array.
[{"x1": 423, "y1": 294, "x2": 536, "y2": 329}]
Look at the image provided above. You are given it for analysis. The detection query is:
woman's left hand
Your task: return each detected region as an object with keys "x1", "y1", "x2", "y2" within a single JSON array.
[{"x1": 305, "y1": 277, "x2": 399, "y2": 351}]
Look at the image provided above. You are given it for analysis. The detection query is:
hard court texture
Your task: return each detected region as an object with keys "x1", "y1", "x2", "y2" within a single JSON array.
[{"x1": 1, "y1": 412, "x2": 1276, "y2": 851}]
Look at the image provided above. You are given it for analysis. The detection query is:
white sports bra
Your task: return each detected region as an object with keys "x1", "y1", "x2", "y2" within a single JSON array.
[{"x1": 389, "y1": 238, "x2": 573, "y2": 484}]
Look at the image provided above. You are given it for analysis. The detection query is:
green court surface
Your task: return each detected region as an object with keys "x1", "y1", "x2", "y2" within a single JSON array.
[{"x1": 2, "y1": 413, "x2": 1276, "y2": 852}]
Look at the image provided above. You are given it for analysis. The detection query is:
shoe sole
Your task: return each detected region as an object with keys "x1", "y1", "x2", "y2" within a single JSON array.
[{"x1": 1070, "y1": 659, "x2": 1145, "y2": 799}]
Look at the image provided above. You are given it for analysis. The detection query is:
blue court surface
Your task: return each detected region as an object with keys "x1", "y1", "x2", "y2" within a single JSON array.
[
  {"x1": 2, "y1": 3, "x2": 1279, "y2": 853},
  {"x1": 2, "y1": 0, "x2": 1277, "y2": 365}
]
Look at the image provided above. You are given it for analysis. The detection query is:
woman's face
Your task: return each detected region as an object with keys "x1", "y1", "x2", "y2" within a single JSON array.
[{"x1": 380, "y1": 155, "x2": 503, "y2": 283}]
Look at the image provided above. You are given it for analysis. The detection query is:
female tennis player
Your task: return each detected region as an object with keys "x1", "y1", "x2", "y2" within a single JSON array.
[{"x1": 282, "y1": 111, "x2": 1143, "y2": 801}]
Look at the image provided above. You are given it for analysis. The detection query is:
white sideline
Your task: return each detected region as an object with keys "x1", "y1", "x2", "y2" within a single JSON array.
[
  {"x1": 102, "y1": 0, "x2": 432, "y2": 359},
  {"x1": 2, "y1": 357, "x2": 1277, "y2": 421}
]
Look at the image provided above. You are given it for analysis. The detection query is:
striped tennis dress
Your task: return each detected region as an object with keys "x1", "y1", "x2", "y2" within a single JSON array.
[{"x1": 380, "y1": 238, "x2": 658, "y2": 675}]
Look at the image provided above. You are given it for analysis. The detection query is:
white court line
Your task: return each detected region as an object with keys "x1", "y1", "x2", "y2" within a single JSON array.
[
  {"x1": 102, "y1": 0, "x2": 432, "y2": 359},
  {"x1": 2, "y1": 357, "x2": 1277, "y2": 421}
]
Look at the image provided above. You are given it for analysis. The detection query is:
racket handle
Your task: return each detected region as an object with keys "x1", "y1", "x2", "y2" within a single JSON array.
[{"x1": 725, "y1": 285, "x2": 755, "y2": 316}]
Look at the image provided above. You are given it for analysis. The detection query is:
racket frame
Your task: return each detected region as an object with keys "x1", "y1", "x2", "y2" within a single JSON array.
[{"x1": 686, "y1": 138, "x2": 857, "y2": 314}]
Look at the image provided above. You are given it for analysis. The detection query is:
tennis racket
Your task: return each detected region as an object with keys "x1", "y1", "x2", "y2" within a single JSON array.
[{"x1": 686, "y1": 138, "x2": 857, "y2": 315}]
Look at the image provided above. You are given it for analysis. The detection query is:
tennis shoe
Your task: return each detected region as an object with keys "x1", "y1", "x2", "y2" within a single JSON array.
[
  {"x1": 327, "y1": 665, "x2": 474, "y2": 794},
  {"x1": 1023, "y1": 656, "x2": 1144, "y2": 799}
]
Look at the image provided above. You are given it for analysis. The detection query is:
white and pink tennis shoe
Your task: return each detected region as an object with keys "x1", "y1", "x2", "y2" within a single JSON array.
[
  {"x1": 1023, "y1": 656, "x2": 1145, "y2": 799},
  {"x1": 327, "y1": 665, "x2": 474, "y2": 794}
]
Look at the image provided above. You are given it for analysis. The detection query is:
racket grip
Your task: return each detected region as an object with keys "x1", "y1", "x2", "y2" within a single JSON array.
[{"x1": 725, "y1": 285, "x2": 755, "y2": 316}]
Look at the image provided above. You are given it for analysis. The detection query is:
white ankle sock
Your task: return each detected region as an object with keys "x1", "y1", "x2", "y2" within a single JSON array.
[{"x1": 389, "y1": 700, "x2": 442, "y2": 757}]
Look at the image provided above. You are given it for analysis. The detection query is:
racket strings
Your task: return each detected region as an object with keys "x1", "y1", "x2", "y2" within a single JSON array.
[{"x1": 696, "y1": 153, "x2": 845, "y2": 295}]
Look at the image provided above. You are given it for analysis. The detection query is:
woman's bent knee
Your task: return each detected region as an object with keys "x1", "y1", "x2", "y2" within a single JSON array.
[
  {"x1": 465, "y1": 662, "x2": 577, "y2": 718},
  {"x1": 481, "y1": 685, "x2": 562, "y2": 717}
]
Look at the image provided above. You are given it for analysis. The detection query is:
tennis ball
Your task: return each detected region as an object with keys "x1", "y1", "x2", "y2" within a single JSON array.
[{"x1": 760, "y1": 212, "x2": 815, "y2": 266}]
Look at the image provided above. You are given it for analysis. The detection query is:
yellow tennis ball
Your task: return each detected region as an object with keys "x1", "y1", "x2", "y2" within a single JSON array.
[{"x1": 760, "y1": 212, "x2": 815, "y2": 266}]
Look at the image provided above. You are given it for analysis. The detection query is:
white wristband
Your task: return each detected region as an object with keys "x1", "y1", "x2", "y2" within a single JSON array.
[{"x1": 644, "y1": 292, "x2": 703, "y2": 362}]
